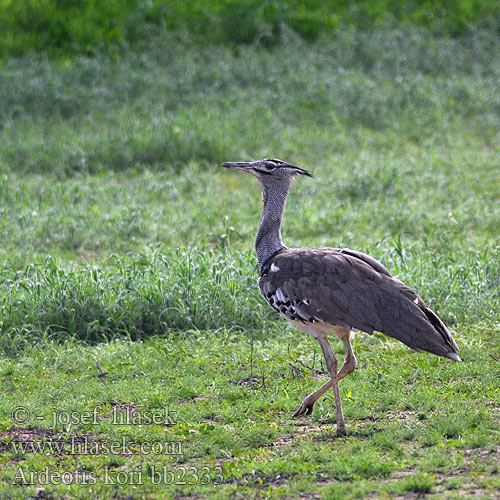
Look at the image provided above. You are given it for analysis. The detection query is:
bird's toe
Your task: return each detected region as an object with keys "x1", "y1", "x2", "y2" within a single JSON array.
[{"x1": 292, "y1": 400, "x2": 315, "y2": 418}]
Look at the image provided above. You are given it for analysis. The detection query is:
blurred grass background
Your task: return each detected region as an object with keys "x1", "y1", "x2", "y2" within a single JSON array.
[
  {"x1": 2, "y1": 0, "x2": 500, "y2": 56},
  {"x1": 0, "y1": 2, "x2": 499, "y2": 347}
]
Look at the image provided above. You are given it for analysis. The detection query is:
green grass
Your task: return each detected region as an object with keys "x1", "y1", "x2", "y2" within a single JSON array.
[
  {"x1": 2, "y1": 0, "x2": 500, "y2": 56},
  {"x1": 0, "y1": 25, "x2": 499, "y2": 498},
  {"x1": 2, "y1": 27, "x2": 500, "y2": 176},
  {"x1": 0, "y1": 246, "x2": 499, "y2": 355},
  {"x1": 0, "y1": 330, "x2": 498, "y2": 498}
]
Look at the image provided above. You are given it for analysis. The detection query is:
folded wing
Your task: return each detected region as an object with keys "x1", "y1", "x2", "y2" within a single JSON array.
[{"x1": 259, "y1": 248, "x2": 460, "y2": 360}]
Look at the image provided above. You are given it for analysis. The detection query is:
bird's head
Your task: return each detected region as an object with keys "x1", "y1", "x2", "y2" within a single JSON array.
[{"x1": 219, "y1": 158, "x2": 312, "y2": 185}]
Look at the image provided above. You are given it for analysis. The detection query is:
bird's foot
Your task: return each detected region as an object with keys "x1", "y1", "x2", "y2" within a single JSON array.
[{"x1": 292, "y1": 397, "x2": 316, "y2": 418}]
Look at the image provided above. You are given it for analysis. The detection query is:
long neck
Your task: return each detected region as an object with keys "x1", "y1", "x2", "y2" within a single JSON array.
[{"x1": 256, "y1": 179, "x2": 291, "y2": 272}]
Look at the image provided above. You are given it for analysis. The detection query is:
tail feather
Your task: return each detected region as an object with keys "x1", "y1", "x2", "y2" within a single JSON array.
[
  {"x1": 422, "y1": 306, "x2": 460, "y2": 356},
  {"x1": 445, "y1": 352, "x2": 462, "y2": 362}
]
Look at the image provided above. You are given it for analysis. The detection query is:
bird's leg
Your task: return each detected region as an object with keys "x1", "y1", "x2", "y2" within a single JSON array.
[
  {"x1": 293, "y1": 333, "x2": 356, "y2": 418},
  {"x1": 293, "y1": 379, "x2": 333, "y2": 417},
  {"x1": 337, "y1": 335, "x2": 357, "y2": 381},
  {"x1": 317, "y1": 334, "x2": 346, "y2": 434}
]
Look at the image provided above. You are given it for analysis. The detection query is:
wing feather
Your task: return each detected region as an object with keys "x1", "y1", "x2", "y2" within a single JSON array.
[{"x1": 259, "y1": 248, "x2": 459, "y2": 358}]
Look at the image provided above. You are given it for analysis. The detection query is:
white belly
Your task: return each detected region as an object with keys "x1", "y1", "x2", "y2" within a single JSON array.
[{"x1": 282, "y1": 315, "x2": 353, "y2": 341}]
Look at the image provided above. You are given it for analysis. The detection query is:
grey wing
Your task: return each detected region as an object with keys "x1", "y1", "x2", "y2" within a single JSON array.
[
  {"x1": 260, "y1": 248, "x2": 459, "y2": 359},
  {"x1": 337, "y1": 248, "x2": 393, "y2": 277}
]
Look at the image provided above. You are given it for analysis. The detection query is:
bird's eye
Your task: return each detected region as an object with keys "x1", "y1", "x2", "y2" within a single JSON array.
[{"x1": 265, "y1": 164, "x2": 276, "y2": 170}]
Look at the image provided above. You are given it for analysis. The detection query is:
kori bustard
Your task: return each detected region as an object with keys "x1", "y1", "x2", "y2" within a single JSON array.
[{"x1": 220, "y1": 158, "x2": 461, "y2": 435}]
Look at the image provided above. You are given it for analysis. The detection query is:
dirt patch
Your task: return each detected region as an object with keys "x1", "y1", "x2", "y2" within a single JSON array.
[
  {"x1": 229, "y1": 375, "x2": 267, "y2": 388},
  {"x1": 1, "y1": 425, "x2": 92, "y2": 449},
  {"x1": 178, "y1": 395, "x2": 218, "y2": 404},
  {"x1": 0, "y1": 426, "x2": 104, "y2": 459},
  {"x1": 109, "y1": 496, "x2": 154, "y2": 500},
  {"x1": 226, "y1": 470, "x2": 296, "y2": 487},
  {"x1": 29, "y1": 489, "x2": 57, "y2": 500},
  {"x1": 108, "y1": 400, "x2": 139, "y2": 413},
  {"x1": 385, "y1": 410, "x2": 416, "y2": 421},
  {"x1": 1, "y1": 426, "x2": 57, "y2": 443},
  {"x1": 266, "y1": 434, "x2": 296, "y2": 448},
  {"x1": 462, "y1": 447, "x2": 499, "y2": 460},
  {"x1": 485, "y1": 402, "x2": 500, "y2": 422},
  {"x1": 363, "y1": 494, "x2": 430, "y2": 500},
  {"x1": 264, "y1": 424, "x2": 330, "y2": 449}
]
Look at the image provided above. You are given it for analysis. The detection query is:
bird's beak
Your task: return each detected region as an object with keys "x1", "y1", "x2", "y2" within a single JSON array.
[{"x1": 219, "y1": 161, "x2": 257, "y2": 172}]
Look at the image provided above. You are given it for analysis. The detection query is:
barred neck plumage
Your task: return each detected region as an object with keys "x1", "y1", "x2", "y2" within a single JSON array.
[{"x1": 256, "y1": 177, "x2": 292, "y2": 272}]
